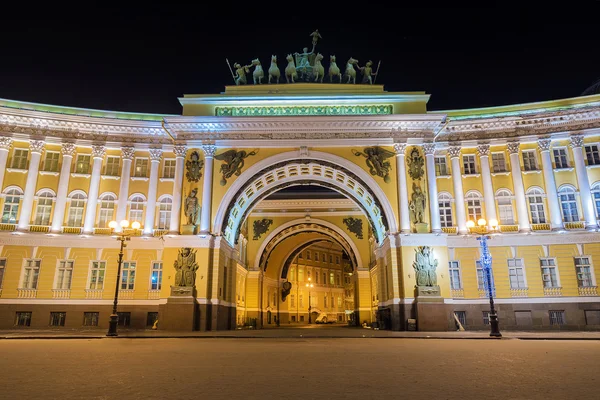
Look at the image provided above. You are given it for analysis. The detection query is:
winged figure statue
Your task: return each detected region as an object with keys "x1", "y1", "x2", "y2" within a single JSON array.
[
  {"x1": 352, "y1": 146, "x2": 395, "y2": 183},
  {"x1": 215, "y1": 149, "x2": 258, "y2": 185}
]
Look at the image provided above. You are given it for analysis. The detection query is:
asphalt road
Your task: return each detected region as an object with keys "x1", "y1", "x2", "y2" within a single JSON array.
[{"x1": 0, "y1": 338, "x2": 598, "y2": 400}]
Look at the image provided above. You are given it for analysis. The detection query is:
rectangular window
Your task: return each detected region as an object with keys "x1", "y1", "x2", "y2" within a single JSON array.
[
  {"x1": 482, "y1": 311, "x2": 490, "y2": 325},
  {"x1": 324, "y1": 295, "x2": 327, "y2": 308},
  {"x1": 163, "y1": 159, "x2": 176, "y2": 178},
  {"x1": 74, "y1": 155, "x2": 91, "y2": 174},
  {"x1": 133, "y1": 158, "x2": 149, "y2": 177},
  {"x1": 0, "y1": 258, "x2": 5, "y2": 288},
  {"x1": 89, "y1": 261, "x2": 106, "y2": 290},
  {"x1": 290, "y1": 294, "x2": 295, "y2": 307},
  {"x1": 121, "y1": 262, "x2": 136, "y2": 290},
  {"x1": 330, "y1": 272, "x2": 335, "y2": 285},
  {"x1": 315, "y1": 271, "x2": 319, "y2": 284},
  {"x1": 434, "y1": 156, "x2": 448, "y2": 176},
  {"x1": 105, "y1": 156, "x2": 120, "y2": 176},
  {"x1": 67, "y1": 196, "x2": 85, "y2": 227},
  {"x1": 336, "y1": 256, "x2": 340, "y2": 264},
  {"x1": 146, "y1": 312, "x2": 159, "y2": 327},
  {"x1": 337, "y1": 296, "x2": 342, "y2": 308},
  {"x1": 321, "y1": 254, "x2": 326, "y2": 262},
  {"x1": 575, "y1": 257, "x2": 593, "y2": 288},
  {"x1": 117, "y1": 312, "x2": 131, "y2": 327},
  {"x1": 329, "y1": 255, "x2": 333, "y2": 263},
  {"x1": 466, "y1": 198, "x2": 483, "y2": 221},
  {"x1": 56, "y1": 260, "x2": 74, "y2": 290},
  {"x1": 585, "y1": 310, "x2": 600, "y2": 325},
  {"x1": 98, "y1": 197, "x2": 115, "y2": 228},
  {"x1": 491, "y1": 153, "x2": 506, "y2": 172},
  {"x1": 306, "y1": 251, "x2": 311, "y2": 260},
  {"x1": 549, "y1": 310, "x2": 566, "y2": 326},
  {"x1": 49, "y1": 312, "x2": 66, "y2": 327},
  {"x1": 448, "y1": 261, "x2": 462, "y2": 289},
  {"x1": 2, "y1": 190, "x2": 21, "y2": 223},
  {"x1": 34, "y1": 196, "x2": 53, "y2": 225},
  {"x1": 508, "y1": 258, "x2": 527, "y2": 289},
  {"x1": 15, "y1": 312, "x2": 32, "y2": 326},
  {"x1": 298, "y1": 252, "x2": 303, "y2": 259},
  {"x1": 43, "y1": 152, "x2": 60, "y2": 172},
  {"x1": 476, "y1": 261, "x2": 484, "y2": 290},
  {"x1": 540, "y1": 258, "x2": 559, "y2": 288},
  {"x1": 300, "y1": 315, "x2": 304, "y2": 322},
  {"x1": 553, "y1": 148, "x2": 569, "y2": 169},
  {"x1": 585, "y1": 144, "x2": 600, "y2": 166},
  {"x1": 299, "y1": 294, "x2": 303, "y2": 308},
  {"x1": 439, "y1": 196, "x2": 453, "y2": 227},
  {"x1": 336, "y1": 274, "x2": 340, "y2": 286},
  {"x1": 323, "y1": 272, "x2": 327, "y2": 285},
  {"x1": 12, "y1": 149, "x2": 29, "y2": 169},
  {"x1": 522, "y1": 151, "x2": 537, "y2": 171},
  {"x1": 462, "y1": 154, "x2": 476, "y2": 174},
  {"x1": 83, "y1": 312, "x2": 99, "y2": 326},
  {"x1": 158, "y1": 200, "x2": 171, "y2": 229},
  {"x1": 151, "y1": 262, "x2": 163, "y2": 290},
  {"x1": 298, "y1": 267, "x2": 304, "y2": 282},
  {"x1": 454, "y1": 311, "x2": 466, "y2": 327},
  {"x1": 315, "y1": 252, "x2": 319, "y2": 262},
  {"x1": 22, "y1": 259, "x2": 41, "y2": 289}
]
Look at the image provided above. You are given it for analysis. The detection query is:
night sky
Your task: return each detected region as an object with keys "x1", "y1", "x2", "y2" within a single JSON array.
[{"x1": 1, "y1": 6, "x2": 599, "y2": 115}]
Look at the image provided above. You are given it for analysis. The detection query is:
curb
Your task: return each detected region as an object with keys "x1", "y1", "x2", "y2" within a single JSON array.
[{"x1": 1, "y1": 335, "x2": 597, "y2": 340}]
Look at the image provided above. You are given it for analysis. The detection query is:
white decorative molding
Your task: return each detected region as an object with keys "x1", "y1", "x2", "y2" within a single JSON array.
[
  {"x1": 61, "y1": 142, "x2": 76, "y2": 157},
  {"x1": 121, "y1": 146, "x2": 135, "y2": 160},
  {"x1": 71, "y1": 173, "x2": 91, "y2": 179},
  {"x1": 149, "y1": 148, "x2": 163, "y2": 161},
  {"x1": 476, "y1": 144, "x2": 490, "y2": 156},
  {"x1": 0, "y1": 136, "x2": 13, "y2": 150},
  {"x1": 7, "y1": 168, "x2": 27, "y2": 174},
  {"x1": 538, "y1": 139, "x2": 552, "y2": 152},
  {"x1": 91, "y1": 145, "x2": 106, "y2": 159},
  {"x1": 159, "y1": 177, "x2": 174, "y2": 182},
  {"x1": 101, "y1": 175, "x2": 120, "y2": 180},
  {"x1": 29, "y1": 140, "x2": 45, "y2": 154},
  {"x1": 569, "y1": 135, "x2": 584, "y2": 149},
  {"x1": 200, "y1": 144, "x2": 217, "y2": 158},
  {"x1": 462, "y1": 173, "x2": 481, "y2": 178},
  {"x1": 506, "y1": 142, "x2": 520, "y2": 154},
  {"x1": 393, "y1": 143, "x2": 407, "y2": 155},
  {"x1": 522, "y1": 170, "x2": 541, "y2": 175},
  {"x1": 39, "y1": 171, "x2": 60, "y2": 177},
  {"x1": 447, "y1": 146, "x2": 461, "y2": 159},
  {"x1": 131, "y1": 177, "x2": 149, "y2": 182},
  {"x1": 173, "y1": 145, "x2": 187, "y2": 158},
  {"x1": 422, "y1": 143, "x2": 436, "y2": 155}
]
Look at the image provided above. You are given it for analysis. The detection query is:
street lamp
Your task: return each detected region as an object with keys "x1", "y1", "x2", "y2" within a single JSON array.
[
  {"x1": 305, "y1": 278, "x2": 314, "y2": 324},
  {"x1": 466, "y1": 218, "x2": 502, "y2": 338},
  {"x1": 106, "y1": 219, "x2": 141, "y2": 337}
]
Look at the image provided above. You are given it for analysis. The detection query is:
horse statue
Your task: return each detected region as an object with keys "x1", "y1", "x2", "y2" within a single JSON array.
[
  {"x1": 251, "y1": 58, "x2": 264, "y2": 84},
  {"x1": 328, "y1": 55, "x2": 341, "y2": 83},
  {"x1": 285, "y1": 54, "x2": 297, "y2": 83},
  {"x1": 313, "y1": 53, "x2": 325, "y2": 83},
  {"x1": 268, "y1": 55, "x2": 280, "y2": 84},
  {"x1": 344, "y1": 57, "x2": 359, "y2": 84}
]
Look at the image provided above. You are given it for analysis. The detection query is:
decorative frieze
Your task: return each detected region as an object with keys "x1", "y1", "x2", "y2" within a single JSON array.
[
  {"x1": 149, "y1": 148, "x2": 163, "y2": 161},
  {"x1": 200, "y1": 144, "x2": 217, "y2": 158},
  {"x1": 569, "y1": 135, "x2": 584, "y2": 149},
  {"x1": 447, "y1": 146, "x2": 461, "y2": 159},
  {"x1": 91, "y1": 145, "x2": 106, "y2": 159},
  {"x1": 61, "y1": 143, "x2": 76, "y2": 157},
  {"x1": 121, "y1": 146, "x2": 135, "y2": 160},
  {"x1": 476, "y1": 144, "x2": 490, "y2": 157},
  {"x1": 506, "y1": 142, "x2": 521, "y2": 154},
  {"x1": 0, "y1": 137, "x2": 13, "y2": 150},
  {"x1": 173, "y1": 145, "x2": 187, "y2": 158},
  {"x1": 537, "y1": 139, "x2": 552, "y2": 152},
  {"x1": 29, "y1": 140, "x2": 45, "y2": 154},
  {"x1": 422, "y1": 143, "x2": 436, "y2": 155},
  {"x1": 215, "y1": 104, "x2": 393, "y2": 117}
]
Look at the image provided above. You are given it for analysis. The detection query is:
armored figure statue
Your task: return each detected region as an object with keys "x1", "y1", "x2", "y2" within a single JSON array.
[
  {"x1": 409, "y1": 182, "x2": 426, "y2": 224},
  {"x1": 184, "y1": 188, "x2": 200, "y2": 225},
  {"x1": 413, "y1": 246, "x2": 438, "y2": 287},
  {"x1": 233, "y1": 62, "x2": 251, "y2": 85},
  {"x1": 359, "y1": 60, "x2": 378, "y2": 85},
  {"x1": 173, "y1": 247, "x2": 199, "y2": 287}
]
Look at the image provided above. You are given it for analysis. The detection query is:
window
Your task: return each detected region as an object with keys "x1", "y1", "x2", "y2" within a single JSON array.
[
  {"x1": 448, "y1": 261, "x2": 462, "y2": 289},
  {"x1": 575, "y1": 257, "x2": 593, "y2": 288},
  {"x1": 298, "y1": 267, "x2": 304, "y2": 282},
  {"x1": 49, "y1": 312, "x2": 66, "y2": 327},
  {"x1": 290, "y1": 294, "x2": 295, "y2": 307},
  {"x1": 0, "y1": 258, "x2": 5, "y2": 288},
  {"x1": 482, "y1": 311, "x2": 490, "y2": 325},
  {"x1": 558, "y1": 186, "x2": 579, "y2": 222},
  {"x1": 105, "y1": 156, "x2": 120, "y2": 176},
  {"x1": 299, "y1": 294, "x2": 303, "y2": 308},
  {"x1": 147, "y1": 312, "x2": 159, "y2": 327},
  {"x1": 75, "y1": 154, "x2": 91, "y2": 174},
  {"x1": 454, "y1": 311, "x2": 466, "y2": 327},
  {"x1": 315, "y1": 252, "x2": 319, "y2": 262},
  {"x1": 324, "y1": 295, "x2": 327, "y2": 308},
  {"x1": 2, "y1": 188, "x2": 22, "y2": 223},
  {"x1": 98, "y1": 194, "x2": 116, "y2": 228},
  {"x1": 540, "y1": 258, "x2": 559, "y2": 288},
  {"x1": 43, "y1": 152, "x2": 60, "y2": 172},
  {"x1": 67, "y1": 193, "x2": 86, "y2": 227},
  {"x1": 121, "y1": 262, "x2": 136, "y2": 290},
  {"x1": 522, "y1": 151, "x2": 537, "y2": 171},
  {"x1": 337, "y1": 296, "x2": 342, "y2": 308},
  {"x1": 438, "y1": 193, "x2": 453, "y2": 227},
  {"x1": 314, "y1": 271, "x2": 318, "y2": 284},
  {"x1": 527, "y1": 188, "x2": 547, "y2": 224},
  {"x1": 491, "y1": 153, "x2": 506, "y2": 172},
  {"x1": 549, "y1": 310, "x2": 566, "y2": 326},
  {"x1": 289, "y1": 267, "x2": 295, "y2": 280},
  {"x1": 329, "y1": 255, "x2": 333, "y2": 263},
  {"x1": 592, "y1": 183, "x2": 600, "y2": 218},
  {"x1": 466, "y1": 192, "x2": 483, "y2": 221},
  {"x1": 321, "y1": 253, "x2": 326, "y2": 262},
  {"x1": 476, "y1": 261, "x2": 484, "y2": 290},
  {"x1": 323, "y1": 272, "x2": 327, "y2": 285},
  {"x1": 151, "y1": 262, "x2": 163, "y2": 290},
  {"x1": 15, "y1": 312, "x2": 32, "y2": 326},
  {"x1": 585, "y1": 310, "x2": 600, "y2": 325},
  {"x1": 336, "y1": 256, "x2": 340, "y2": 264},
  {"x1": 129, "y1": 196, "x2": 145, "y2": 224},
  {"x1": 585, "y1": 144, "x2": 600, "y2": 166},
  {"x1": 89, "y1": 261, "x2": 106, "y2": 290},
  {"x1": 306, "y1": 251, "x2": 311, "y2": 260},
  {"x1": 163, "y1": 159, "x2": 176, "y2": 178},
  {"x1": 34, "y1": 191, "x2": 54, "y2": 225},
  {"x1": 434, "y1": 156, "x2": 448, "y2": 176},
  {"x1": 330, "y1": 272, "x2": 335, "y2": 285},
  {"x1": 298, "y1": 252, "x2": 303, "y2": 259},
  {"x1": 56, "y1": 260, "x2": 73, "y2": 290},
  {"x1": 508, "y1": 258, "x2": 527, "y2": 289},
  {"x1": 21, "y1": 259, "x2": 41, "y2": 289},
  {"x1": 553, "y1": 148, "x2": 569, "y2": 169},
  {"x1": 158, "y1": 197, "x2": 172, "y2": 229},
  {"x1": 336, "y1": 274, "x2": 340, "y2": 286},
  {"x1": 496, "y1": 190, "x2": 514, "y2": 225},
  {"x1": 83, "y1": 312, "x2": 99, "y2": 326},
  {"x1": 12, "y1": 149, "x2": 29, "y2": 169},
  {"x1": 117, "y1": 312, "x2": 131, "y2": 326},
  {"x1": 133, "y1": 158, "x2": 149, "y2": 177},
  {"x1": 462, "y1": 154, "x2": 476, "y2": 174}
]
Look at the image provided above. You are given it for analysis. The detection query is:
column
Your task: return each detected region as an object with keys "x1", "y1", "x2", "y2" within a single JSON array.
[
  {"x1": 393, "y1": 143, "x2": 410, "y2": 233},
  {"x1": 50, "y1": 143, "x2": 76, "y2": 233},
  {"x1": 114, "y1": 147, "x2": 135, "y2": 232},
  {"x1": 199, "y1": 144, "x2": 216, "y2": 235},
  {"x1": 570, "y1": 135, "x2": 598, "y2": 230},
  {"x1": 507, "y1": 142, "x2": 531, "y2": 233},
  {"x1": 143, "y1": 148, "x2": 162, "y2": 236},
  {"x1": 448, "y1": 146, "x2": 467, "y2": 234},
  {"x1": 423, "y1": 143, "x2": 441, "y2": 233},
  {"x1": 476, "y1": 144, "x2": 498, "y2": 228},
  {"x1": 82, "y1": 145, "x2": 106, "y2": 234},
  {"x1": 0, "y1": 137, "x2": 13, "y2": 192},
  {"x1": 538, "y1": 139, "x2": 564, "y2": 230},
  {"x1": 17, "y1": 140, "x2": 45, "y2": 231},
  {"x1": 169, "y1": 145, "x2": 187, "y2": 234}
]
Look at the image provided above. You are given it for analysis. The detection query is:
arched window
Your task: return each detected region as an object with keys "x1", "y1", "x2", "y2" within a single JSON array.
[
  {"x1": 558, "y1": 186, "x2": 579, "y2": 222},
  {"x1": 496, "y1": 189, "x2": 514, "y2": 225},
  {"x1": 129, "y1": 195, "x2": 145, "y2": 224},
  {"x1": 526, "y1": 187, "x2": 546, "y2": 224},
  {"x1": 34, "y1": 190, "x2": 55, "y2": 225},
  {"x1": 2, "y1": 187, "x2": 23, "y2": 223},
  {"x1": 592, "y1": 183, "x2": 600, "y2": 219},
  {"x1": 67, "y1": 192, "x2": 87, "y2": 227},
  {"x1": 438, "y1": 193, "x2": 453, "y2": 227},
  {"x1": 98, "y1": 193, "x2": 116, "y2": 228},
  {"x1": 465, "y1": 191, "x2": 483, "y2": 222},
  {"x1": 158, "y1": 196, "x2": 172, "y2": 229}
]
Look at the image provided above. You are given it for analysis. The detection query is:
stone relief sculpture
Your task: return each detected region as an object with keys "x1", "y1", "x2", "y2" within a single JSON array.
[
  {"x1": 409, "y1": 182, "x2": 426, "y2": 224},
  {"x1": 406, "y1": 147, "x2": 425, "y2": 181},
  {"x1": 268, "y1": 55, "x2": 280, "y2": 84},
  {"x1": 184, "y1": 188, "x2": 200, "y2": 226},
  {"x1": 174, "y1": 247, "x2": 199, "y2": 287},
  {"x1": 215, "y1": 149, "x2": 258, "y2": 186},
  {"x1": 412, "y1": 246, "x2": 438, "y2": 287},
  {"x1": 343, "y1": 217, "x2": 363, "y2": 239},
  {"x1": 352, "y1": 146, "x2": 395, "y2": 183},
  {"x1": 185, "y1": 150, "x2": 204, "y2": 182},
  {"x1": 253, "y1": 218, "x2": 273, "y2": 240}
]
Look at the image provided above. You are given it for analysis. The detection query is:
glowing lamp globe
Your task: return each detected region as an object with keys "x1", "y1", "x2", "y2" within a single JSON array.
[
  {"x1": 120, "y1": 220, "x2": 130, "y2": 228},
  {"x1": 108, "y1": 221, "x2": 118, "y2": 229},
  {"x1": 131, "y1": 221, "x2": 141, "y2": 230},
  {"x1": 489, "y1": 219, "x2": 499, "y2": 228},
  {"x1": 478, "y1": 218, "x2": 487, "y2": 227},
  {"x1": 466, "y1": 220, "x2": 475, "y2": 228}
]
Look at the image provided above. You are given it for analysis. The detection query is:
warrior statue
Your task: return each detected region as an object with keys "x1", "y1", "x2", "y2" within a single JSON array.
[
  {"x1": 412, "y1": 246, "x2": 438, "y2": 287},
  {"x1": 184, "y1": 188, "x2": 200, "y2": 225},
  {"x1": 173, "y1": 247, "x2": 199, "y2": 287},
  {"x1": 409, "y1": 182, "x2": 426, "y2": 224},
  {"x1": 233, "y1": 62, "x2": 251, "y2": 85},
  {"x1": 358, "y1": 60, "x2": 378, "y2": 85}
]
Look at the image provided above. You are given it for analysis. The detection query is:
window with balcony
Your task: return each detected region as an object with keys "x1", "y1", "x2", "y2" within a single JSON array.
[
  {"x1": 496, "y1": 189, "x2": 514, "y2": 225},
  {"x1": 585, "y1": 144, "x2": 600, "y2": 166},
  {"x1": 98, "y1": 194, "x2": 116, "y2": 228},
  {"x1": 491, "y1": 153, "x2": 506, "y2": 173},
  {"x1": 438, "y1": 193, "x2": 453, "y2": 228},
  {"x1": 434, "y1": 156, "x2": 448, "y2": 176},
  {"x1": 74, "y1": 154, "x2": 91, "y2": 174},
  {"x1": 55, "y1": 260, "x2": 73, "y2": 290},
  {"x1": 540, "y1": 258, "x2": 559, "y2": 288},
  {"x1": 67, "y1": 193, "x2": 86, "y2": 227},
  {"x1": 462, "y1": 154, "x2": 477, "y2": 175},
  {"x1": 558, "y1": 186, "x2": 579, "y2": 222},
  {"x1": 11, "y1": 149, "x2": 28, "y2": 169},
  {"x1": 575, "y1": 257, "x2": 594, "y2": 288},
  {"x1": 88, "y1": 261, "x2": 106, "y2": 290},
  {"x1": 21, "y1": 259, "x2": 41, "y2": 289},
  {"x1": 2, "y1": 188, "x2": 23, "y2": 224},
  {"x1": 553, "y1": 148, "x2": 569, "y2": 169},
  {"x1": 526, "y1": 188, "x2": 547, "y2": 224},
  {"x1": 43, "y1": 151, "x2": 60, "y2": 172},
  {"x1": 522, "y1": 151, "x2": 537, "y2": 171}
]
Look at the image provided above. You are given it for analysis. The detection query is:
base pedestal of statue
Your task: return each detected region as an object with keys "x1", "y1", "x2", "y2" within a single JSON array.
[
  {"x1": 158, "y1": 286, "x2": 198, "y2": 331},
  {"x1": 414, "y1": 222, "x2": 429, "y2": 234},
  {"x1": 414, "y1": 285, "x2": 448, "y2": 331},
  {"x1": 181, "y1": 224, "x2": 197, "y2": 235}
]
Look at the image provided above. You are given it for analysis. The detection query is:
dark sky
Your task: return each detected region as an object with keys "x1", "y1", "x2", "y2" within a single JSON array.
[{"x1": 1, "y1": 5, "x2": 599, "y2": 115}]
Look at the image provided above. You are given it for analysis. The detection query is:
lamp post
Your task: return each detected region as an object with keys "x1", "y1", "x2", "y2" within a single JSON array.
[
  {"x1": 466, "y1": 218, "x2": 502, "y2": 338},
  {"x1": 306, "y1": 278, "x2": 314, "y2": 324},
  {"x1": 106, "y1": 219, "x2": 141, "y2": 337}
]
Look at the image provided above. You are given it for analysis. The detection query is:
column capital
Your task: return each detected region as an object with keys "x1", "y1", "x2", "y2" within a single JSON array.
[
  {"x1": 569, "y1": 135, "x2": 584, "y2": 149},
  {"x1": 29, "y1": 140, "x2": 45, "y2": 154},
  {"x1": 0, "y1": 137, "x2": 13, "y2": 151},
  {"x1": 121, "y1": 146, "x2": 135, "y2": 160},
  {"x1": 91, "y1": 145, "x2": 106, "y2": 159},
  {"x1": 506, "y1": 142, "x2": 521, "y2": 155},
  {"x1": 537, "y1": 139, "x2": 552, "y2": 152},
  {"x1": 447, "y1": 146, "x2": 461, "y2": 159},
  {"x1": 149, "y1": 148, "x2": 163, "y2": 162},
  {"x1": 393, "y1": 143, "x2": 407, "y2": 155},
  {"x1": 173, "y1": 145, "x2": 187, "y2": 158},
  {"x1": 61, "y1": 143, "x2": 76, "y2": 157},
  {"x1": 201, "y1": 144, "x2": 217, "y2": 158},
  {"x1": 476, "y1": 144, "x2": 490, "y2": 157},
  {"x1": 422, "y1": 143, "x2": 436, "y2": 156}
]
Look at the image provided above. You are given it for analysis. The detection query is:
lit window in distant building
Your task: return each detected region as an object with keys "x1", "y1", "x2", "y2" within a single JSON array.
[
  {"x1": 151, "y1": 262, "x2": 163, "y2": 290},
  {"x1": 121, "y1": 262, "x2": 136, "y2": 290}
]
